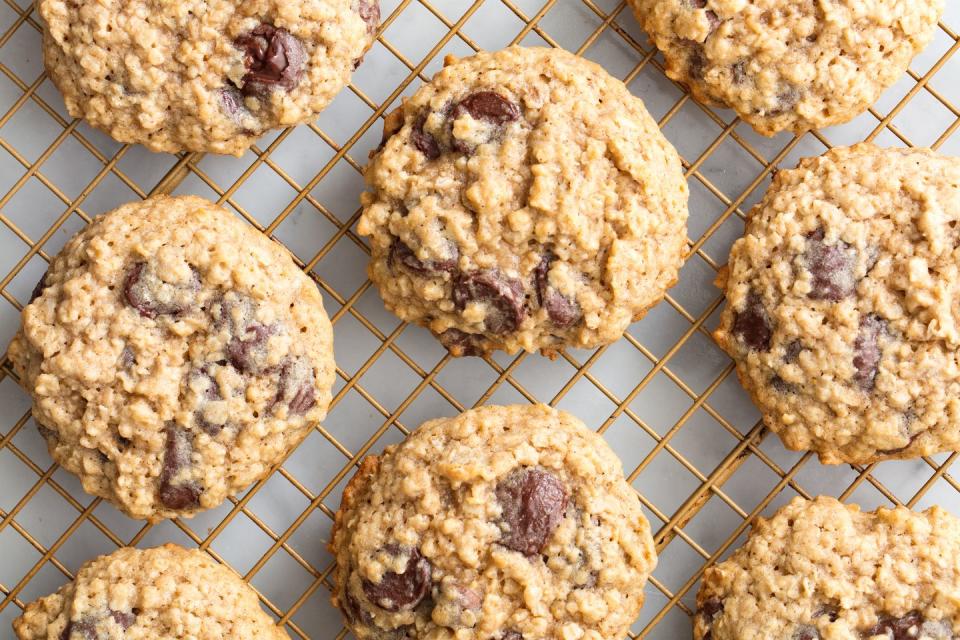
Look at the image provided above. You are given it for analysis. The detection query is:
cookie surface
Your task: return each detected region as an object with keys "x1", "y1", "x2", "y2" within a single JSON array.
[
  {"x1": 330, "y1": 404, "x2": 657, "y2": 639},
  {"x1": 13, "y1": 544, "x2": 289, "y2": 639},
  {"x1": 38, "y1": 0, "x2": 379, "y2": 155},
  {"x1": 358, "y1": 46, "x2": 688, "y2": 356},
  {"x1": 627, "y1": 0, "x2": 943, "y2": 135},
  {"x1": 714, "y1": 144, "x2": 960, "y2": 464},
  {"x1": 8, "y1": 195, "x2": 335, "y2": 521},
  {"x1": 695, "y1": 496, "x2": 960, "y2": 640}
]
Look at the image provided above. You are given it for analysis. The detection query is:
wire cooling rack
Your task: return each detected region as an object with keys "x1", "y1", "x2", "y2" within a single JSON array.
[{"x1": 0, "y1": 0, "x2": 958, "y2": 637}]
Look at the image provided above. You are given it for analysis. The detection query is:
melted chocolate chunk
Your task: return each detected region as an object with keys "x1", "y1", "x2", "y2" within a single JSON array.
[
  {"x1": 732, "y1": 292, "x2": 772, "y2": 352},
  {"x1": 190, "y1": 367, "x2": 227, "y2": 436},
  {"x1": 124, "y1": 262, "x2": 199, "y2": 319},
  {"x1": 362, "y1": 545, "x2": 432, "y2": 612},
  {"x1": 495, "y1": 468, "x2": 568, "y2": 555},
  {"x1": 534, "y1": 253, "x2": 581, "y2": 329},
  {"x1": 732, "y1": 60, "x2": 747, "y2": 84},
  {"x1": 412, "y1": 114, "x2": 441, "y2": 159},
  {"x1": 228, "y1": 322, "x2": 275, "y2": 374},
  {"x1": 390, "y1": 240, "x2": 459, "y2": 276},
  {"x1": 804, "y1": 230, "x2": 856, "y2": 301},
  {"x1": 220, "y1": 86, "x2": 246, "y2": 122},
  {"x1": 814, "y1": 604, "x2": 840, "y2": 622},
  {"x1": 438, "y1": 328, "x2": 485, "y2": 357},
  {"x1": 276, "y1": 356, "x2": 316, "y2": 415},
  {"x1": 235, "y1": 24, "x2": 306, "y2": 96},
  {"x1": 110, "y1": 610, "x2": 136, "y2": 629},
  {"x1": 357, "y1": 0, "x2": 380, "y2": 34},
  {"x1": 453, "y1": 270, "x2": 526, "y2": 335},
  {"x1": 853, "y1": 315, "x2": 886, "y2": 392},
  {"x1": 861, "y1": 611, "x2": 936, "y2": 639},
  {"x1": 699, "y1": 597, "x2": 724, "y2": 622},
  {"x1": 158, "y1": 423, "x2": 201, "y2": 510},
  {"x1": 29, "y1": 270, "x2": 49, "y2": 304},
  {"x1": 794, "y1": 626, "x2": 820, "y2": 640},
  {"x1": 784, "y1": 340, "x2": 803, "y2": 363},
  {"x1": 453, "y1": 91, "x2": 520, "y2": 126},
  {"x1": 771, "y1": 375, "x2": 796, "y2": 394},
  {"x1": 502, "y1": 633, "x2": 523, "y2": 640}
]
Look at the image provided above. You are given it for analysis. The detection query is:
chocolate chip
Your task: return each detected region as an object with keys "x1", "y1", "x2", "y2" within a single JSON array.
[
  {"x1": 534, "y1": 253, "x2": 581, "y2": 329},
  {"x1": 412, "y1": 114, "x2": 441, "y2": 159},
  {"x1": 228, "y1": 322, "x2": 275, "y2": 374},
  {"x1": 158, "y1": 423, "x2": 201, "y2": 510},
  {"x1": 454, "y1": 91, "x2": 520, "y2": 126},
  {"x1": 190, "y1": 367, "x2": 227, "y2": 436},
  {"x1": 62, "y1": 620, "x2": 95, "y2": 640},
  {"x1": 853, "y1": 315, "x2": 886, "y2": 391},
  {"x1": 862, "y1": 611, "x2": 931, "y2": 640},
  {"x1": 119, "y1": 346, "x2": 135, "y2": 368},
  {"x1": 276, "y1": 356, "x2": 316, "y2": 415},
  {"x1": 29, "y1": 270, "x2": 49, "y2": 304},
  {"x1": 794, "y1": 626, "x2": 820, "y2": 640},
  {"x1": 732, "y1": 292, "x2": 772, "y2": 352},
  {"x1": 110, "y1": 610, "x2": 136, "y2": 629},
  {"x1": 699, "y1": 597, "x2": 724, "y2": 622},
  {"x1": 814, "y1": 604, "x2": 840, "y2": 622},
  {"x1": 235, "y1": 24, "x2": 306, "y2": 96},
  {"x1": 438, "y1": 328, "x2": 485, "y2": 357},
  {"x1": 124, "y1": 262, "x2": 199, "y2": 319},
  {"x1": 220, "y1": 86, "x2": 246, "y2": 121},
  {"x1": 502, "y1": 633, "x2": 523, "y2": 640},
  {"x1": 357, "y1": 0, "x2": 380, "y2": 34},
  {"x1": 390, "y1": 239, "x2": 458, "y2": 276},
  {"x1": 705, "y1": 9, "x2": 720, "y2": 30},
  {"x1": 804, "y1": 229, "x2": 856, "y2": 301},
  {"x1": 771, "y1": 375, "x2": 796, "y2": 394},
  {"x1": 784, "y1": 340, "x2": 803, "y2": 363},
  {"x1": 341, "y1": 588, "x2": 374, "y2": 625},
  {"x1": 37, "y1": 424, "x2": 58, "y2": 442},
  {"x1": 362, "y1": 545, "x2": 432, "y2": 612},
  {"x1": 453, "y1": 270, "x2": 526, "y2": 335},
  {"x1": 495, "y1": 468, "x2": 568, "y2": 555},
  {"x1": 732, "y1": 61, "x2": 747, "y2": 84},
  {"x1": 770, "y1": 86, "x2": 802, "y2": 115}
]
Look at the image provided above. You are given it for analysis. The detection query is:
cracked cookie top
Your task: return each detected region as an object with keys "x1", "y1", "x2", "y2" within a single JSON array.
[
  {"x1": 38, "y1": 0, "x2": 379, "y2": 154},
  {"x1": 8, "y1": 195, "x2": 335, "y2": 520},
  {"x1": 329, "y1": 404, "x2": 657, "y2": 640},
  {"x1": 358, "y1": 46, "x2": 689, "y2": 357},
  {"x1": 627, "y1": 0, "x2": 943, "y2": 135},
  {"x1": 696, "y1": 497, "x2": 960, "y2": 640},
  {"x1": 714, "y1": 144, "x2": 960, "y2": 464},
  {"x1": 14, "y1": 544, "x2": 289, "y2": 639}
]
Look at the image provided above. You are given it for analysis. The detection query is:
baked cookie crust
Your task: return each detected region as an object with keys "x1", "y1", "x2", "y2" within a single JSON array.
[
  {"x1": 8, "y1": 195, "x2": 335, "y2": 520},
  {"x1": 358, "y1": 46, "x2": 689, "y2": 357},
  {"x1": 715, "y1": 144, "x2": 960, "y2": 464},
  {"x1": 329, "y1": 404, "x2": 658, "y2": 639}
]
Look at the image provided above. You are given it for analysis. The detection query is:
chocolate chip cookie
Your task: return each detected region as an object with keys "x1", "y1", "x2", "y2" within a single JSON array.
[
  {"x1": 13, "y1": 544, "x2": 289, "y2": 639},
  {"x1": 358, "y1": 46, "x2": 689, "y2": 357},
  {"x1": 714, "y1": 144, "x2": 960, "y2": 464},
  {"x1": 38, "y1": 0, "x2": 380, "y2": 155},
  {"x1": 627, "y1": 0, "x2": 943, "y2": 135},
  {"x1": 8, "y1": 195, "x2": 335, "y2": 521},
  {"x1": 329, "y1": 404, "x2": 658, "y2": 639},
  {"x1": 695, "y1": 496, "x2": 960, "y2": 640}
]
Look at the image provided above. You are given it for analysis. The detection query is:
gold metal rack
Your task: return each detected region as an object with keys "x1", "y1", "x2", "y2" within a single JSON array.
[{"x1": 0, "y1": 0, "x2": 958, "y2": 637}]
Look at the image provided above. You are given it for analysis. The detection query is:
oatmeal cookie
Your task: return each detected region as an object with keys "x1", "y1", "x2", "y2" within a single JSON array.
[
  {"x1": 627, "y1": 0, "x2": 943, "y2": 135},
  {"x1": 714, "y1": 144, "x2": 960, "y2": 464},
  {"x1": 695, "y1": 496, "x2": 960, "y2": 640},
  {"x1": 8, "y1": 195, "x2": 335, "y2": 520},
  {"x1": 13, "y1": 544, "x2": 289, "y2": 639},
  {"x1": 329, "y1": 404, "x2": 658, "y2": 640},
  {"x1": 37, "y1": 0, "x2": 380, "y2": 154},
  {"x1": 358, "y1": 46, "x2": 689, "y2": 356}
]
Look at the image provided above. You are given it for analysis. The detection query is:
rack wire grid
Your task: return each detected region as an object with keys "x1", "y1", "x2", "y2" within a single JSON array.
[{"x1": 0, "y1": 0, "x2": 959, "y2": 637}]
